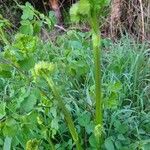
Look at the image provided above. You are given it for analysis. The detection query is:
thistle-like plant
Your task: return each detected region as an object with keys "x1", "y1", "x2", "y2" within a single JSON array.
[
  {"x1": 70, "y1": 0, "x2": 110, "y2": 148},
  {"x1": 33, "y1": 61, "x2": 82, "y2": 150}
]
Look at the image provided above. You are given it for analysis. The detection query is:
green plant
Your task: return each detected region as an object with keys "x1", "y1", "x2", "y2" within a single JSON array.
[
  {"x1": 32, "y1": 61, "x2": 82, "y2": 149},
  {"x1": 16, "y1": 1, "x2": 56, "y2": 36},
  {"x1": 70, "y1": 0, "x2": 110, "y2": 148},
  {"x1": 0, "y1": 1, "x2": 150, "y2": 150}
]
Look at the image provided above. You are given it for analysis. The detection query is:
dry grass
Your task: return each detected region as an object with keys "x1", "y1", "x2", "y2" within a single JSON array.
[{"x1": 108, "y1": 0, "x2": 150, "y2": 41}]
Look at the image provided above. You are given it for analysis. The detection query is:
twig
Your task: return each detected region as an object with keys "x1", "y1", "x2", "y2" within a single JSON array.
[{"x1": 54, "y1": 24, "x2": 67, "y2": 32}]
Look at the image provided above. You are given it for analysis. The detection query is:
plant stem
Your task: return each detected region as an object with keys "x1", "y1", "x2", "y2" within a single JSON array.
[
  {"x1": 48, "y1": 131, "x2": 56, "y2": 150},
  {"x1": 45, "y1": 76, "x2": 82, "y2": 150},
  {"x1": 90, "y1": 13, "x2": 103, "y2": 146}
]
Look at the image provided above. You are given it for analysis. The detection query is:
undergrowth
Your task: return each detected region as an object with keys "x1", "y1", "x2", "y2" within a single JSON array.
[{"x1": 0, "y1": 2, "x2": 150, "y2": 150}]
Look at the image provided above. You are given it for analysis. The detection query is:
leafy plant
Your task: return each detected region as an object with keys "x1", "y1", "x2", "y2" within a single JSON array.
[
  {"x1": 16, "y1": 1, "x2": 56, "y2": 36},
  {"x1": 32, "y1": 61, "x2": 82, "y2": 149}
]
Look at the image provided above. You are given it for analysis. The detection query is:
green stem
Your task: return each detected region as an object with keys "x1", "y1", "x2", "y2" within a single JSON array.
[
  {"x1": 45, "y1": 76, "x2": 82, "y2": 150},
  {"x1": 93, "y1": 32, "x2": 102, "y2": 125},
  {"x1": 48, "y1": 132, "x2": 56, "y2": 150},
  {"x1": 90, "y1": 13, "x2": 103, "y2": 146}
]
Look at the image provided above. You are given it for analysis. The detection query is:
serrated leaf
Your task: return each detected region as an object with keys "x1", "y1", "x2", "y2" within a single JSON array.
[{"x1": 21, "y1": 3, "x2": 34, "y2": 20}]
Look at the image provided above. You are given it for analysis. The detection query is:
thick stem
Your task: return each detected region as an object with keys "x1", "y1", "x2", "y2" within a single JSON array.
[
  {"x1": 91, "y1": 14, "x2": 103, "y2": 147},
  {"x1": 45, "y1": 76, "x2": 82, "y2": 150},
  {"x1": 94, "y1": 34, "x2": 102, "y2": 125}
]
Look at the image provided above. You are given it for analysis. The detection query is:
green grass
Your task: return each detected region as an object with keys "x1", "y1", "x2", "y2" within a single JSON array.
[{"x1": 101, "y1": 36, "x2": 150, "y2": 149}]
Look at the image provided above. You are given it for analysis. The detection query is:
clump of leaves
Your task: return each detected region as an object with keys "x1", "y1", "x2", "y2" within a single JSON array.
[{"x1": 16, "y1": 2, "x2": 56, "y2": 36}]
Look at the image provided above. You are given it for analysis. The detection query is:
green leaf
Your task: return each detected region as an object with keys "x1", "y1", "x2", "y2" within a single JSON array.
[
  {"x1": 105, "y1": 92, "x2": 118, "y2": 109},
  {"x1": 45, "y1": 18, "x2": 53, "y2": 29},
  {"x1": 0, "y1": 70, "x2": 11, "y2": 78},
  {"x1": 78, "y1": 112, "x2": 91, "y2": 127},
  {"x1": 0, "y1": 63, "x2": 12, "y2": 71},
  {"x1": 0, "y1": 63, "x2": 12, "y2": 78},
  {"x1": 0, "y1": 138, "x2": 3, "y2": 146},
  {"x1": 104, "y1": 137, "x2": 115, "y2": 150},
  {"x1": 18, "y1": 56, "x2": 35, "y2": 71},
  {"x1": 49, "y1": 11, "x2": 57, "y2": 25},
  {"x1": 115, "y1": 141, "x2": 122, "y2": 149},
  {"x1": 78, "y1": 0, "x2": 91, "y2": 16},
  {"x1": 14, "y1": 33, "x2": 37, "y2": 54},
  {"x1": 19, "y1": 20, "x2": 33, "y2": 35},
  {"x1": 33, "y1": 21, "x2": 42, "y2": 35},
  {"x1": 51, "y1": 117, "x2": 59, "y2": 130},
  {"x1": 89, "y1": 134, "x2": 97, "y2": 148},
  {"x1": 111, "y1": 82, "x2": 122, "y2": 92},
  {"x1": 3, "y1": 118, "x2": 18, "y2": 137},
  {"x1": 21, "y1": 111, "x2": 38, "y2": 130},
  {"x1": 26, "y1": 139, "x2": 39, "y2": 150},
  {"x1": 3, "y1": 137, "x2": 12, "y2": 150},
  {"x1": 114, "y1": 120, "x2": 128, "y2": 134},
  {"x1": 70, "y1": 3, "x2": 80, "y2": 22},
  {"x1": 21, "y1": 93, "x2": 37, "y2": 113},
  {"x1": 143, "y1": 142, "x2": 150, "y2": 150},
  {"x1": 21, "y1": 2, "x2": 34, "y2": 20},
  {"x1": 117, "y1": 134, "x2": 126, "y2": 141},
  {"x1": 0, "y1": 102, "x2": 6, "y2": 119},
  {"x1": 85, "y1": 121, "x2": 94, "y2": 134}
]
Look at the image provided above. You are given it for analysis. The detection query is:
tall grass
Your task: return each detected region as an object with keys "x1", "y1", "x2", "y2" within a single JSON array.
[
  {"x1": 101, "y1": 36, "x2": 150, "y2": 149},
  {"x1": 102, "y1": 36, "x2": 150, "y2": 107}
]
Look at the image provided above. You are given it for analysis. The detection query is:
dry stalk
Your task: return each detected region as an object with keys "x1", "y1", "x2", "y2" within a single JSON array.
[{"x1": 138, "y1": 0, "x2": 145, "y2": 41}]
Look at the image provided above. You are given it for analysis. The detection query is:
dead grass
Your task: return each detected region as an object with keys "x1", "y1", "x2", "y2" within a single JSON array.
[{"x1": 107, "y1": 0, "x2": 150, "y2": 41}]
